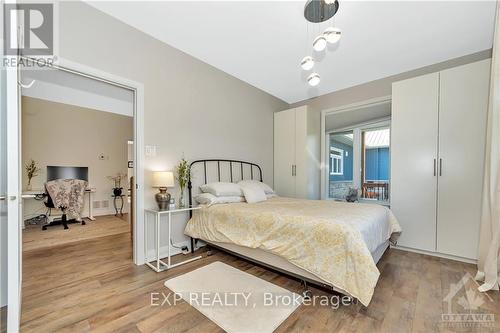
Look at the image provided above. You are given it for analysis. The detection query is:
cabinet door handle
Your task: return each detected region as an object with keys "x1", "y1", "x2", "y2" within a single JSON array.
[
  {"x1": 291, "y1": 165, "x2": 294, "y2": 176},
  {"x1": 439, "y1": 158, "x2": 442, "y2": 176},
  {"x1": 433, "y1": 159, "x2": 436, "y2": 176}
]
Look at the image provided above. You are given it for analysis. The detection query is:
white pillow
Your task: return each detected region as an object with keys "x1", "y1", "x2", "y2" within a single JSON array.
[
  {"x1": 200, "y1": 182, "x2": 243, "y2": 197},
  {"x1": 195, "y1": 193, "x2": 245, "y2": 206},
  {"x1": 240, "y1": 183, "x2": 267, "y2": 204},
  {"x1": 238, "y1": 180, "x2": 274, "y2": 194}
]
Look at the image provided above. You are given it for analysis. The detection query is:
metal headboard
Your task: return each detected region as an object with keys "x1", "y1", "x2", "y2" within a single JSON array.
[{"x1": 187, "y1": 159, "x2": 263, "y2": 217}]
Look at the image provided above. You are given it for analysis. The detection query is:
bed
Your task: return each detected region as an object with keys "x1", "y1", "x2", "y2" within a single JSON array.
[{"x1": 185, "y1": 159, "x2": 401, "y2": 306}]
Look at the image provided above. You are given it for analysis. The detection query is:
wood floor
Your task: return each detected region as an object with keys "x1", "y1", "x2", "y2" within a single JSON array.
[
  {"x1": 22, "y1": 214, "x2": 130, "y2": 252},
  {"x1": 21, "y1": 232, "x2": 499, "y2": 332}
]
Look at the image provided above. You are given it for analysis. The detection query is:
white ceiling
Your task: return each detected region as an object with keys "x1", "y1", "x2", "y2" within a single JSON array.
[{"x1": 87, "y1": 1, "x2": 496, "y2": 104}]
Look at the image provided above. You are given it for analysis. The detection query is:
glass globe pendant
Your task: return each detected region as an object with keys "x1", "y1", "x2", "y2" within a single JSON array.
[
  {"x1": 312, "y1": 35, "x2": 327, "y2": 52},
  {"x1": 307, "y1": 73, "x2": 320, "y2": 86},
  {"x1": 300, "y1": 56, "x2": 314, "y2": 71},
  {"x1": 324, "y1": 27, "x2": 341, "y2": 44}
]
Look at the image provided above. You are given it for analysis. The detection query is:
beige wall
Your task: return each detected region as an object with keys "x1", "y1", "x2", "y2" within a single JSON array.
[
  {"x1": 22, "y1": 96, "x2": 133, "y2": 219},
  {"x1": 291, "y1": 49, "x2": 492, "y2": 113},
  {"x1": 55, "y1": 1, "x2": 288, "y2": 248}
]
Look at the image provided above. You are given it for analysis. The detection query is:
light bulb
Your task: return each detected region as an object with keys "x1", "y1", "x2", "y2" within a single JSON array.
[
  {"x1": 307, "y1": 73, "x2": 320, "y2": 86},
  {"x1": 312, "y1": 35, "x2": 327, "y2": 52},
  {"x1": 300, "y1": 56, "x2": 314, "y2": 71},
  {"x1": 324, "y1": 27, "x2": 341, "y2": 44}
]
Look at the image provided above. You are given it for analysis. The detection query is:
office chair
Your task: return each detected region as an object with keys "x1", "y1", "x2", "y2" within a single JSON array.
[{"x1": 42, "y1": 180, "x2": 87, "y2": 230}]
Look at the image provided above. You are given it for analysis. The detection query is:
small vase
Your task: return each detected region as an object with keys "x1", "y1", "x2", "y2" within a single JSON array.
[
  {"x1": 113, "y1": 187, "x2": 123, "y2": 196},
  {"x1": 179, "y1": 189, "x2": 185, "y2": 208}
]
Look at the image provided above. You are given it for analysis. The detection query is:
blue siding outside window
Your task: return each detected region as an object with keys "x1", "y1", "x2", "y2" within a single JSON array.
[
  {"x1": 365, "y1": 147, "x2": 390, "y2": 181},
  {"x1": 329, "y1": 139, "x2": 353, "y2": 182}
]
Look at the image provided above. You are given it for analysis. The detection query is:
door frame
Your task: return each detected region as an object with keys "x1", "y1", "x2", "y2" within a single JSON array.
[
  {"x1": 20, "y1": 56, "x2": 146, "y2": 265},
  {"x1": 320, "y1": 96, "x2": 392, "y2": 199},
  {"x1": 6, "y1": 43, "x2": 21, "y2": 333}
]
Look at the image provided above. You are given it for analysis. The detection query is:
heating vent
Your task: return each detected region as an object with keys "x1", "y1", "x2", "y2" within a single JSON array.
[
  {"x1": 93, "y1": 201, "x2": 101, "y2": 209},
  {"x1": 102, "y1": 200, "x2": 109, "y2": 208}
]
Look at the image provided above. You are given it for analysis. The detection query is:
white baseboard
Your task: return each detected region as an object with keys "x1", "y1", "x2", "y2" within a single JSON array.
[{"x1": 392, "y1": 245, "x2": 477, "y2": 264}]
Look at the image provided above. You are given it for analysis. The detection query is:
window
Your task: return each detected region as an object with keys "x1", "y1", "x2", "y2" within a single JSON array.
[
  {"x1": 328, "y1": 131, "x2": 353, "y2": 200},
  {"x1": 361, "y1": 127, "x2": 390, "y2": 202},
  {"x1": 330, "y1": 147, "x2": 343, "y2": 175},
  {"x1": 326, "y1": 123, "x2": 390, "y2": 203}
]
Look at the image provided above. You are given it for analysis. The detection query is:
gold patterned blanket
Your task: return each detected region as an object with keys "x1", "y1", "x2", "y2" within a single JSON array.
[{"x1": 185, "y1": 197, "x2": 401, "y2": 306}]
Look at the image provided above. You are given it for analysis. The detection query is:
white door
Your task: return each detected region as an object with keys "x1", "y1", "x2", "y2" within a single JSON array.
[
  {"x1": 391, "y1": 73, "x2": 439, "y2": 252},
  {"x1": 436, "y1": 60, "x2": 491, "y2": 259},
  {"x1": 1, "y1": 21, "x2": 22, "y2": 333},
  {"x1": 274, "y1": 109, "x2": 296, "y2": 197}
]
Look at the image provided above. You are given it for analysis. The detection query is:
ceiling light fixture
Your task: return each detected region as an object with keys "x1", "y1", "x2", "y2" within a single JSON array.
[
  {"x1": 301, "y1": 0, "x2": 341, "y2": 87},
  {"x1": 301, "y1": 56, "x2": 315, "y2": 71},
  {"x1": 324, "y1": 27, "x2": 341, "y2": 44},
  {"x1": 313, "y1": 35, "x2": 327, "y2": 52},
  {"x1": 307, "y1": 73, "x2": 321, "y2": 86}
]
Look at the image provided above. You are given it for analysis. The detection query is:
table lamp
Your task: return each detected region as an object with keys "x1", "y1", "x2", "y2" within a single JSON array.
[{"x1": 152, "y1": 171, "x2": 174, "y2": 210}]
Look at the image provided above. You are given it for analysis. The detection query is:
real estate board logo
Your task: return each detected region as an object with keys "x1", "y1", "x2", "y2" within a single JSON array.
[
  {"x1": 3, "y1": 3, "x2": 53, "y2": 56},
  {"x1": 441, "y1": 272, "x2": 495, "y2": 329}
]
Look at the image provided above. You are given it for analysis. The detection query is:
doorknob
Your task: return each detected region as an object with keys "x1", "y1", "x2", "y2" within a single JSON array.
[
  {"x1": 0, "y1": 196, "x2": 5, "y2": 201},
  {"x1": 9, "y1": 195, "x2": 17, "y2": 200}
]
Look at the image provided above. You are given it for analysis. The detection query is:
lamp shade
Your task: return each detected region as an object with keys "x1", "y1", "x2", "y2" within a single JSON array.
[{"x1": 152, "y1": 171, "x2": 174, "y2": 188}]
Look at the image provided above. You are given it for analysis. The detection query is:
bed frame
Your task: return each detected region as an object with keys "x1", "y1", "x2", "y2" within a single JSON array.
[
  {"x1": 187, "y1": 159, "x2": 387, "y2": 299},
  {"x1": 187, "y1": 159, "x2": 262, "y2": 253}
]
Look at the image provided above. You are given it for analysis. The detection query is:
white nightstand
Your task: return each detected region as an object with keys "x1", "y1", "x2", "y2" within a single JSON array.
[{"x1": 144, "y1": 206, "x2": 202, "y2": 272}]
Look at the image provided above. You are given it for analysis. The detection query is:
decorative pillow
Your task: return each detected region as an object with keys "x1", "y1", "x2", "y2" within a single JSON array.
[
  {"x1": 238, "y1": 180, "x2": 274, "y2": 194},
  {"x1": 195, "y1": 193, "x2": 245, "y2": 206},
  {"x1": 200, "y1": 182, "x2": 243, "y2": 197},
  {"x1": 240, "y1": 183, "x2": 267, "y2": 204}
]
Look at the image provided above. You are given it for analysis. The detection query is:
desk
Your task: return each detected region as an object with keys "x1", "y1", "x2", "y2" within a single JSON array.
[
  {"x1": 144, "y1": 206, "x2": 202, "y2": 272},
  {"x1": 22, "y1": 188, "x2": 97, "y2": 221}
]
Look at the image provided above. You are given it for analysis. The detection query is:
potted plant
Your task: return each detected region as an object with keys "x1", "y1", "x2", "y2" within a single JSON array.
[
  {"x1": 25, "y1": 159, "x2": 40, "y2": 191},
  {"x1": 107, "y1": 172, "x2": 127, "y2": 196},
  {"x1": 175, "y1": 158, "x2": 191, "y2": 208}
]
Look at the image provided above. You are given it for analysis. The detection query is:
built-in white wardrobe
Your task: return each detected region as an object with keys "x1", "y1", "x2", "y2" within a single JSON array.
[
  {"x1": 274, "y1": 106, "x2": 320, "y2": 199},
  {"x1": 391, "y1": 59, "x2": 491, "y2": 260}
]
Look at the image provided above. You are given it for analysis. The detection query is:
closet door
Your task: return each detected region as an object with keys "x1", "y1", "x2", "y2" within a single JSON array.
[
  {"x1": 437, "y1": 60, "x2": 490, "y2": 259},
  {"x1": 391, "y1": 73, "x2": 439, "y2": 252},
  {"x1": 274, "y1": 109, "x2": 296, "y2": 197}
]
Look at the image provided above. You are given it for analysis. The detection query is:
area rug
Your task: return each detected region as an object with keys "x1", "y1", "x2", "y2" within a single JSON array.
[{"x1": 164, "y1": 261, "x2": 302, "y2": 333}]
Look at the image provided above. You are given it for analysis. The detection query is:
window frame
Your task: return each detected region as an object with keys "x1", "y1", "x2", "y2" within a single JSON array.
[{"x1": 329, "y1": 147, "x2": 344, "y2": 176}]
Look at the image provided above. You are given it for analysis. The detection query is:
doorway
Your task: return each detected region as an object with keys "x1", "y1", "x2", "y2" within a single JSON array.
[
  {"x1": 1, "y1": 55, "x2": 145, "y2": 331},
  {"x1": 20, "y1": 66, "x2": 135, "y2": 251}
]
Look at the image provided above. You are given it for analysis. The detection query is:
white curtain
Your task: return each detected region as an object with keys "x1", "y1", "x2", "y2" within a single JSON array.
[{"x1": 476, "y1": 1, "x2": 500, "y2": 292}]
